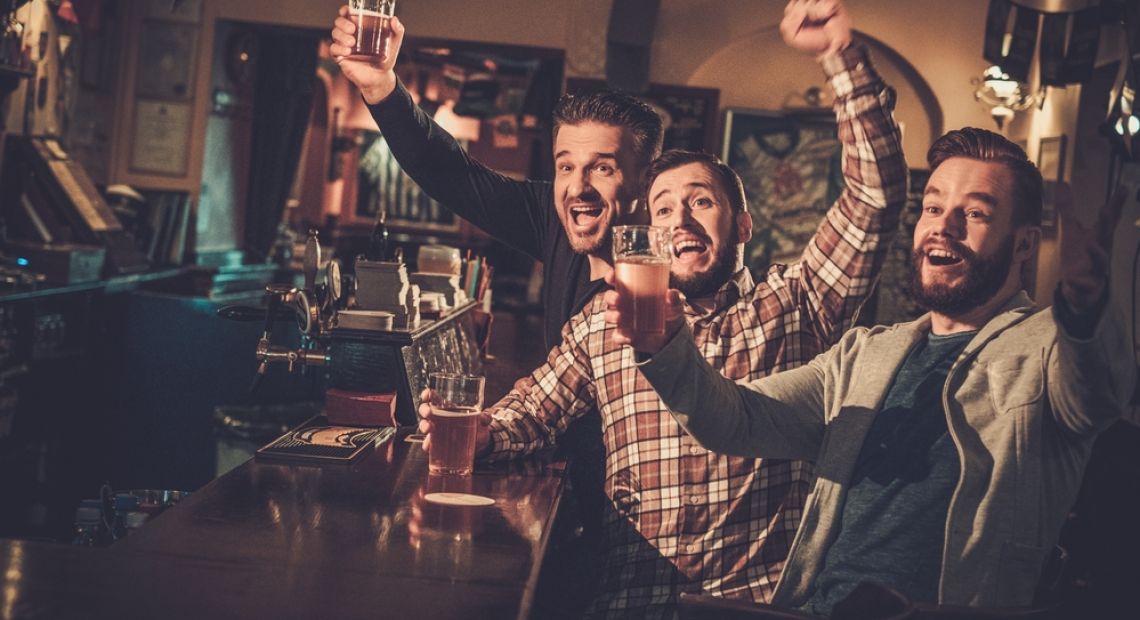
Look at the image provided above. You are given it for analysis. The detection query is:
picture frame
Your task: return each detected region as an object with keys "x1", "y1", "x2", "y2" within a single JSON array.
[
  {"x1": 129, "y1": 99, "x2": 192, "y2": 176},
  {"x1": 720, "y1": 108, "x2": 842, "y2": 273},
  {"x1": 1037, "y1": 135, "x2": 1066, "y2": 227},
  {"x1": 566, "y1": 79, "x2": 720, "y2": 153}
]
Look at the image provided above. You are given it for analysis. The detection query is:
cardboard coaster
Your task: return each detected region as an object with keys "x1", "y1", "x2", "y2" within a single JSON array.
[{"x1": 423, "y1": 493, "x2": 495, "y2": 507}]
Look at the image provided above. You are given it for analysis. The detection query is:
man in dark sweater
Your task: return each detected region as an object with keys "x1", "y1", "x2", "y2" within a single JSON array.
[
  {"x1": 329, "y1": 8, "x2": 664, "y2": 615},
  {"x1": 329, "y1": 12, "x2": 663, "y2": 349}
]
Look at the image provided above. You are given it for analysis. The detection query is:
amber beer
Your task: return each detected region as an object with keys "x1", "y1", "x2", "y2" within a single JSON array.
[
  {"x1": 427, "y1": 406, "x2": 481, "y2": 475},
  {"x1": 615, "y1": 255, "x2": 670, "y2": 335},
  {"x1": 349, "y1": 0, "x2": 396, "y2": 58},
  {"x1": 612, "y1": 225, "x2": 672, "y2": 337}
]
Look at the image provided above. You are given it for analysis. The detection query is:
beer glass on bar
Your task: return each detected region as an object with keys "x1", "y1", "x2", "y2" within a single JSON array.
[
  {"x1": 349, "y1": 0, "x2": 396, "y2": 59},
  {"x1": 426, "y1": 373, "x2": 485, "y2": 476},
  {"x1": 612, "y1": 225, "x2": 672, "y2": 337}
]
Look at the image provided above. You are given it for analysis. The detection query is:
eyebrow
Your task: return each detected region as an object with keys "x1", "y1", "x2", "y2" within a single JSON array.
[
  {"x1": 922, "y1": 186, "x2": 999, "y2": 209},
  {"x1": 554, "y1": 150, "x2": 618, "y2": 161},
  {"x1": 651, "y1": 181, "x2": 716, "y2": 205}
]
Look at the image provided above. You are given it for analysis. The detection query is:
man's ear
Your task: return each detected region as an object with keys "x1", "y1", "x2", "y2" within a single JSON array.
[
  {"x1": 736, "y1": 211, "x2": 753, "y2": 244},
  {"x1": 1014, "y1": 226, "x2": 1041, "y2": 262}
]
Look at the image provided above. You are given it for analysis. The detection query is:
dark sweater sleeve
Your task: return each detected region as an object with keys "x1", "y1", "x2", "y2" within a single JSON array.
[{"x1": 366, "y1": 80, "x2": 552, "y2": 260}]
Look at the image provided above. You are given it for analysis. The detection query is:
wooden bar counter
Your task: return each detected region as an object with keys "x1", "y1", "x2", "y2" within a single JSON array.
[{"x1": 0, "y1": 428, "x2": 567, "y2": 620}]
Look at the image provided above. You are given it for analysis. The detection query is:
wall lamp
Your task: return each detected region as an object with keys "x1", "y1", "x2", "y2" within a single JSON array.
[{"x1": 973, "y1": 65, "x2": 1041, "y2": 129}]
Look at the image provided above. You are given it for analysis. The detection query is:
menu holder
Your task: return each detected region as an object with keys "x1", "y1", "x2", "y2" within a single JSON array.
[{"x1": 255, "y1": 416, "x2": 396, "y2": 465}]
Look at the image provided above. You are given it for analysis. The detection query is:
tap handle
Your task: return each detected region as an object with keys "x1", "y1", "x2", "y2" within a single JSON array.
[{"x1": 304, "y1": 230, "x2": 321, "y2": 293}]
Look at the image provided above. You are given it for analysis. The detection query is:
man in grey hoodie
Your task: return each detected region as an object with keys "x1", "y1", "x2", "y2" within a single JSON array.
[{"x1": 608, "y1": 127, "x2": 1136, "y2": 615}]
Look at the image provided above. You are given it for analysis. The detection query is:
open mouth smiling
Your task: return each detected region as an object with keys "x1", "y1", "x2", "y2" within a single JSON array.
[
  {"x1": 569, "y1": 203, "x2": 605, "y2": 227},
  {"x1": 926, "y1": 247, "x2": 965, "y2": 267},
  {"x1": 672, "y1": 233, "x2": 710, "y2": 262}
]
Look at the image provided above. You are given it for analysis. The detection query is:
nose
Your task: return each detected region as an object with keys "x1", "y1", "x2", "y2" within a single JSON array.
[
  {"x1": 928, "y1": 209, "x2": 965, "y2": 240},
  {"x1": 567, "y1": 169, "x2": 596, "y2": 201}
]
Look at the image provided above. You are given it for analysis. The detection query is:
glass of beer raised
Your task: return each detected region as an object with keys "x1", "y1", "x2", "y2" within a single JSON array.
[
  {"x1": 349, "y1": 0, "x2": 396, "y2": 59},
  {"x1": 613, "y1": 225, "x2": 672, "y2": 337},
  {"x1": 426, "y1": 373, "x2": 485, "y2": 476}
]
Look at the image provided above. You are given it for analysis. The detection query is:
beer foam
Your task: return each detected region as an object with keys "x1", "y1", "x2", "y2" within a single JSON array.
[
  {"x1": 430, "y1": 406, "x2": 480, "y2": 418},
  {"x1": 424, "y1": 493, "x2": 495, "y2": 507}
]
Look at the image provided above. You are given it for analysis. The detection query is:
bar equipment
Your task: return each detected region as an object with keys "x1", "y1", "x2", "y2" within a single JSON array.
[{"x1": 218, "y1": 231, "x2": 483, "y2": 427}]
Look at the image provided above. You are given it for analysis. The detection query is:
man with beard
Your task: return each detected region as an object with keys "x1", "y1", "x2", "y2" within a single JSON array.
[
  {"x1": 417, "y1": 8, "x2": 908, "y2": 611},
  {"x1": 620, "y1": 127, "x2": 1136, "y2": 617}
]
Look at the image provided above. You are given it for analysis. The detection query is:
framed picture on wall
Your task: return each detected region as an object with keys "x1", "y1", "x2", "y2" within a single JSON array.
[
  {"x1": 1037, "y1": 135, "x2": 1066, "y2": 227},
  {"x1": 720, "y1": 108, "x2": 842, "y2": 274},
  {"x1": 566, "y1": 79, "x2": 721, "y2": 153}
]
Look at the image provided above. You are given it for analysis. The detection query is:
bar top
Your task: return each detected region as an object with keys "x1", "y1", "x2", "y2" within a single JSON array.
[{"x1": 0, "y1": 429, "x2": 567, "y2": 620}]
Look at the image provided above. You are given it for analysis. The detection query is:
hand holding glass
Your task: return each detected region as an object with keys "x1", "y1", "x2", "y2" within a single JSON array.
[
  {"x1": 613, "y1": 225, "x2": 672, "y2": 337},
  {"x1": 426, "y1": 373, "x2": 485, "y2": 476},
  {"x1": 348, "y1": 0, "x2": 396, "y2": 59}
]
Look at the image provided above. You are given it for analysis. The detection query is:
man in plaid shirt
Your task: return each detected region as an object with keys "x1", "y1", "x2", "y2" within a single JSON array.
[{"x1": 420, "y1": 2, "x2": 906, "y2": 616}]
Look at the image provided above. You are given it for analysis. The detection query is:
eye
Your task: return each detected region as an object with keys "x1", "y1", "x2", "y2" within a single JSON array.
[
  {"x1": 922, "y1": 204, "x2": 941, "y2": 216},
  {"x1": 967, "y1": 209, "x2": 989, "y2": 220},
  {"x1": 692, "y1": 197, "x2": 713, "y2": 209},
  {"x1": 655, "y1": 206, "x2": 672, "y2": 217},
  {"x1": 593, "y1": 163, "x2": 614, "y2": 176},
  {"x1": 557, "y1": 163, "x2": 573, "y2": 174}
]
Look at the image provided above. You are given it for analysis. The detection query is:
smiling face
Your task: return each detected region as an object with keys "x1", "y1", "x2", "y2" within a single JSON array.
[
  {"x1": 552, "y1": 122, "x2": 644, "y2": 256},
  {"x1": 911, "y1": 156, "x2": 1036, "y2": 316},
  {"x1": 648, "y1": 162, "x2": 752, "y2": 299}
]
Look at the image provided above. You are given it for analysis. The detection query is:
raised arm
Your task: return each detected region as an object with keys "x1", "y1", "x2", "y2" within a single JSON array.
[
  {"x1": 330, "y1": 7, "x2": 551, "y2": 259},
  {"x1": 1048, "y1": 185, "x2": 1137, "y2": 433},
  {"x1": 777, "y1": 0, "x2": 909, "y2": 343},
  {"x1": 635, "y1": 323, "x2": 832, "y2": 461}
]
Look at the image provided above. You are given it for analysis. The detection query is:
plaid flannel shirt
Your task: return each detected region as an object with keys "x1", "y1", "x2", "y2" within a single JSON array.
[{"x1": 486, "y1": 45, "x2": 907, "y2": 618}]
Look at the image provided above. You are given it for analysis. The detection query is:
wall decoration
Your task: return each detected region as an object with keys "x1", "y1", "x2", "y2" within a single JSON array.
[
  {"x1": 1038, "y1": 134, "x2": 1066, "y2": 227},
  {"x1": 136, "y1": 21, "x2": 198, "y2": 99},
  {"x1": 866, "y1": 169, "x2": 930, "y2": 326},
  {"x1": 720, "y1": 108, "x2": 842, "y2": 273},
  {"x1": 566, "y1": 79, "x2": 720, "y2": 153},
  {"x1": 130, "y1": 100, "x2": 192, "y2": 176}
]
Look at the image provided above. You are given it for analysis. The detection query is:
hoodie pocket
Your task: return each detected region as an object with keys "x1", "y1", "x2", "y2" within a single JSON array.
[{"x1": 987, "y1": 354, "x2": 1044, "y2": 412}]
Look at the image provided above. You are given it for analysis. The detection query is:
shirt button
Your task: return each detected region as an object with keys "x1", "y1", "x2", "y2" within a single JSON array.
[
  {"x1": 688, "y1": 495, "x2": 701, "y2": 505},
  {"x1": 688, "y1": 446, "x2": 702, "y2": 455}
]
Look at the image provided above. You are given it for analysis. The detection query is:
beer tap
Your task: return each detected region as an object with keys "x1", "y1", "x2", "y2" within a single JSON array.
[
  {"x1": 242, "y1": 284, "x2": 328, "y2": 393},
  {"x1": 219, "y1": 230, "x2": 334, "y2": 393}
]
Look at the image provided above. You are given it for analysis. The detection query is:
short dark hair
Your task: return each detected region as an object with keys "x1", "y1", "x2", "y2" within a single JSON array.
[
  {"x1": 640, "y1": 150, "x2": 747, "y2": 213},
  {"x1": 552, "y1": 90, "x2": 665, "y2": 165},
  {"x1": 927, "y1": 127, "x2": 1043, "y2": 227}
]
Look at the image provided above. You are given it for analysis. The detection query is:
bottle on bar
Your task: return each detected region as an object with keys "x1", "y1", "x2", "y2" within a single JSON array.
[{"x1": 366, "y1": 205, "x2": 389, "y2": 262}]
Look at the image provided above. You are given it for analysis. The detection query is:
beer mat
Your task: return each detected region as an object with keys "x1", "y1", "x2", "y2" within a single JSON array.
[
  {"x1": 255, "y1": 417, "x2": 396, "y2": 464},
  {"x1": 423, "y1": 493, "x2": 495, "y2": 507},
  {"x1": 405, "y1": 434, "x2": 426, "y2": 443}
]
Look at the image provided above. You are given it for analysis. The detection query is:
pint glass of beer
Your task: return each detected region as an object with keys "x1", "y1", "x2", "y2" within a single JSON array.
[
  {"x1": 349, "y1": 0, "x2": 396, "y2": 59},
  {"x1": 426, "y1": 373, "x2": 485, "y2": 476},
  {"x1": 613, "y1": 225, "x2": 672, "y2": 337}
]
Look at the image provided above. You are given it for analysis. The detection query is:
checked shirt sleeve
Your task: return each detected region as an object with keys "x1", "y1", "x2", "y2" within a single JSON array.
[
  {"x1": 784, "y1": 44, "x2": 909, "y2": 345},
  {"x1": 482, "y1": 303, "x2": 600, "y2": 460}
]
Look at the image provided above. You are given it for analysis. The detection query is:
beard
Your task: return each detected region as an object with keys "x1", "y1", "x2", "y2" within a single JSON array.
[
  {"x1": 567, "y1": 225, "x2": 611, "y2": 256},
  {"x1": 670, "y1": 227, "x2": 742, "y2": 299},
  {"x1": 909, "y1": 236, "x2": 1015, "y2": 316}
]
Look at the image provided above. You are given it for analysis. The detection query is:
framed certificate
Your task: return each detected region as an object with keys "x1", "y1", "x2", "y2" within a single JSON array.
[{"x1": 130, "y1": 100, "x2": 192, "y2": 176}]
